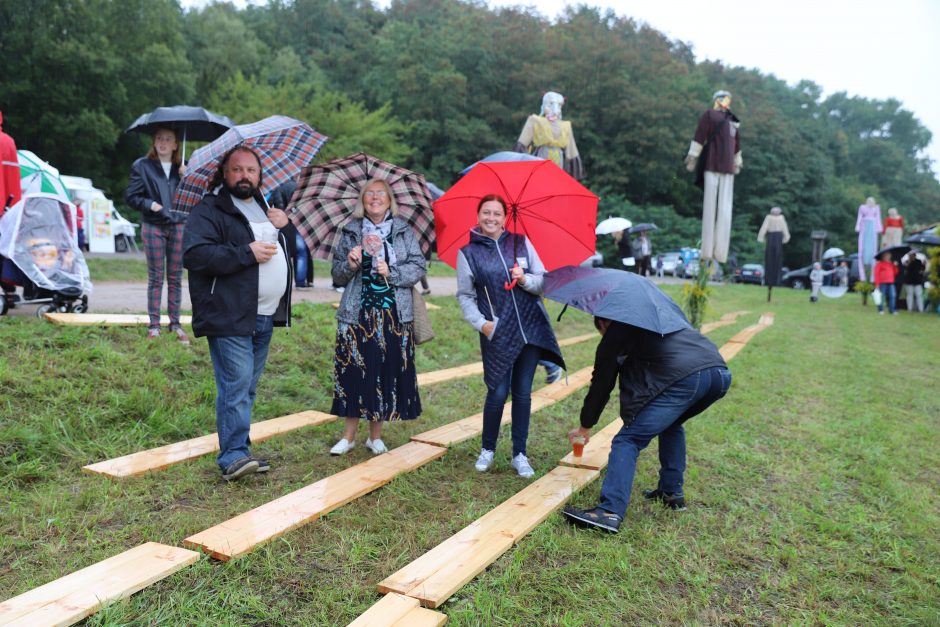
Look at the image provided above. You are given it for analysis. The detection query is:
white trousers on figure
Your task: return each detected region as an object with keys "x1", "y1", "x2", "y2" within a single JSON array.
[
  {"x1": 905, "y1": 284, "x2": 924, "y2": 312},
  {"x1": 702, "y1": 171, "x2": 734, "y2": 263}
]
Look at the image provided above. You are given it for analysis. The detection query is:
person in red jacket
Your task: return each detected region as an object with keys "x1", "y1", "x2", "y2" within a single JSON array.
[
  {"x1": 873, "y1": 252, "x2": 899, "y2": 315},
  {"x1": 0, "y1": 110, "x2": 21, "y2": 212}
]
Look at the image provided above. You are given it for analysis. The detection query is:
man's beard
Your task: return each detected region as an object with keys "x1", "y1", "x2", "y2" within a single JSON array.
[{"x1": 227, "y1": 179, "x2": 258, "y2": 200}]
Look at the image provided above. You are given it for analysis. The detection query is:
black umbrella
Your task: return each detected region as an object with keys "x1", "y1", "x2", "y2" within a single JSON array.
[
  {"x1": 628, "y1": 222, "x2": 658, "y2": 233},
  {"x1": 875, "y1": 244, "x2": 911, "y2": 263},
  {"x1": 126, "y1": 105, "x2": 236, "y2": 160},
  {"x1": 543, "y1": 266, "x2": 690, "y2": 335},
  {"x1": 905, "y1": 232, "x2": 940, "y2": 247}
]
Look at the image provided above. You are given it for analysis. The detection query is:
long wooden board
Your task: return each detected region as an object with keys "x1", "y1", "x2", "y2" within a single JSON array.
[
  {"x1": 378, "y1": 465, "x2": 598, "y2": 608},
  {"x1": 183, "y1": 441, "x2": 446, "y2": 561},
  {"x1": 719, "y1": 312, "x2": 775, "y2": 361},
  {"x1": 557, "y1": 333, "x2": 596, "y2": 347},
  {"x1": 558, "y1": 418, "x2": 622, "y2": 470},
  {"x1": 82, "y1": 410, "x2": 337, "y2": 478},
  {"x1": 348, "y1": 593, "x2": 447, "y2": 627},
  {"x1": 700, "y1": 310, "x2": 749, "y2": 334},
  {"x1": 416, "y1": 363, "x2": 483, "y2": 387},
  {"x1": 0, "y1": 542, "x2": 199, "y2": 627},
  {"x1": 43, "y1": 313, "x2": 193, "y2": 326},
  {"x1": 410, "y1": 367, "x2": 592, "y2": 448}
]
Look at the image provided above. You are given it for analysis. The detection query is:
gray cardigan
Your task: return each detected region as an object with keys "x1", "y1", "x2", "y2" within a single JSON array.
[{"x1": 331, "y1": 217, "x2": 427, "y2": 324}]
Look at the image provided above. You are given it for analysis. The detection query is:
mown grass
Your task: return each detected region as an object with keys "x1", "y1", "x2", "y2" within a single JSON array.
[
  {"x1": 0, "y1": 284, "x2": 937, "y2": 625},
  {"x1": 84, "y1": 257, "x2": 457, "y2": 283}
]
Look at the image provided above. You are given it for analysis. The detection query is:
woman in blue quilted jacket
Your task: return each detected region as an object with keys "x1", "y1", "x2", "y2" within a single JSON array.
[{"x1": 456, "y1": 194, "x2": 564, "y2": 478}]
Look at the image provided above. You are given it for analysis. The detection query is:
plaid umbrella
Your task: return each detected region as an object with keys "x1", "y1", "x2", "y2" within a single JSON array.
[
  {"x1": 173, "y1": 116, "x2": 328, "y2": 215},
  {"x1": 289, "y1": 152, "x2": 434, "y2": 260}
]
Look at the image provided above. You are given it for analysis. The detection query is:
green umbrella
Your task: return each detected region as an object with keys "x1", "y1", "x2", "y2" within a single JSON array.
[{"x1": 15, "y1": 150, "x2": 72, "y2": 201}]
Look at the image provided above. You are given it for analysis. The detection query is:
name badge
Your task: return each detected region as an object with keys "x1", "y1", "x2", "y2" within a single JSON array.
[{"x1": 516, "y1": 257, "x2": 529, "y2": 270}]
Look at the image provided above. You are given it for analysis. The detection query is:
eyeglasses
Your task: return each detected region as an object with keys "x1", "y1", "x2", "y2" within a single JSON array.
[{"x1": 364, "y1": 190, "x2": 388, "y2": 198}]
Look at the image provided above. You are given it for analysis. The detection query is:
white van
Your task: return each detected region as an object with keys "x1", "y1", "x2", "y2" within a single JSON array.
[{"x1": 60, "y1": 175, "x2": 138, "y2": 252}]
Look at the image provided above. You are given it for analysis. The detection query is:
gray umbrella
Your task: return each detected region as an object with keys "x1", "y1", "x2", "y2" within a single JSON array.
[
  {"x1": 905, "y1": 232, "x2": 940, "y2": 247},
  {"x1": 543, "y1": 265, "x2": 690, "y2": 335},
  {"x1": 126, "y1": 105, "x2": 236, "y2": 160}
]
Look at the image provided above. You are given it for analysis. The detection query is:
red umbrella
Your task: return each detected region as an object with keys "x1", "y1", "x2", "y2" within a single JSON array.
[{"x1": 433, "y1": 160, "x2": 598, "y2": 273}]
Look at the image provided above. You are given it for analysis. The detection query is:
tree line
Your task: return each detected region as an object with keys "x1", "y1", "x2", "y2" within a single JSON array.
[{"x1": 2, "y1": 0, "x2": 938, "y2": 266}]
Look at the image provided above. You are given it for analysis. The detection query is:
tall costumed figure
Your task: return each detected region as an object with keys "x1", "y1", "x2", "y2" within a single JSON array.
[
  {"x1": 855, "y1": 197, "x2": 882, "y2": 282},
  {"x1": 514, "y1": 91, "x2": 584, "y2": 180},
  {"x1": 757, "y1": 206, "x2": 790, "y2": 302},
  {"x1": 685, "y1": 90, "x2": 741, "y2": 268}
]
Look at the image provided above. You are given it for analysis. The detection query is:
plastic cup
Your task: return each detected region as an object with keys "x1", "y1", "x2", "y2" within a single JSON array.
[{"x1": 571, "y1": 435, "x2": 585, "y2": 458}]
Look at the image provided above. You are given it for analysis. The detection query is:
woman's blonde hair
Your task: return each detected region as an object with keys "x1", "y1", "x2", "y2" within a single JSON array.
[
  {"x1": 352, "y1": 178, "x2": 397, "y2": 219},
  {"x1": 146, "y1": 127, "x2": 182, "y2": 167}
]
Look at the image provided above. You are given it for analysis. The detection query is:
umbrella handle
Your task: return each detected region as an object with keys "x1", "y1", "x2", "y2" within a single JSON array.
[{"x1": 504, "y1": 263, "x2": 519, "y2": 291}]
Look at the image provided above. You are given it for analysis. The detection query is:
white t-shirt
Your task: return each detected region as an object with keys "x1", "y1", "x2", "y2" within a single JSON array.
[
  {"x1": 160, "y1": 161, "x2": 172, "y2": 178},
  {"x1": 231, "y1": 196, "x2": 288, "y2": 315}
]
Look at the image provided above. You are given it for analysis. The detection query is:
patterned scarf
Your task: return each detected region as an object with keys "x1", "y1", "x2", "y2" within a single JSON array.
[{"x1": 361, "y1": 212, "x2": 397, "y2": 270}]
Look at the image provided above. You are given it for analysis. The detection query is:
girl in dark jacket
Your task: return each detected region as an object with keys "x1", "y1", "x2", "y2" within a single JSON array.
[
  {"x1": 456, "y1": 195, "x2": 564, "y2": 478},
  {"x1": 125, "y1": 127, "x2": 189, "y2": 343}
]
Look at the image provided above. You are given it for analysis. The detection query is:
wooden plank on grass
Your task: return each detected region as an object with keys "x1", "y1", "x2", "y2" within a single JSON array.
[
  {"x1": 378, "y1": 466, "x2": 598, "y2": 608},
  {"x1": 530, "y1": 366, "x2": 593, "y2": 401},
  {"x1": 719, "y1": 312, "x2": 774, "y2": 361},
  {"x1": 559, "y1": 418, "x2": 622, "y2": 470},
  {"x1": 43, "y1": 313, "x2": 193, "y2": 326},
  {"x1": 183, "y1": 441, "x2": 446, "y2": 561},
  {"x1": 0, "y1": 542, "x2": 198, "y2": 627},
  {"x1": 700, "y1": 310, "x2": 749, "y2": 334},
  {"x1": 557, "y1": 333, "x2": 595, "y2": 347},
  {"x1": 348, "y1": 593, "x2": 447, "y2": 627},
  {"x1": 82, "y1": 410, "x2": 337, "y2": 478},
  {"x1": 416, "y1": 363, "x2": 483, "y2": 387}
]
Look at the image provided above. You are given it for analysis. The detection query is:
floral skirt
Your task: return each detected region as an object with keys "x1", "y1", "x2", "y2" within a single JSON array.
[{"x1": 331, "y1": 305, "x2": 421, "y2": 422}]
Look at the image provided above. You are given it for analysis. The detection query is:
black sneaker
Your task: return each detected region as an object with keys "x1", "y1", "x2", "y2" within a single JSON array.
[
  {"x1": 222, "y1": 457, "x2": 259, "y2": 481},
  {"x1": 249, "y1": 457, "x2": 271, "y2": 473},
  {"x1": 562, "y1": 506, "x2": 622, "y2": 533},
  {"x1": 642, "y1": 488, "x2": 687, "y2": 511}
]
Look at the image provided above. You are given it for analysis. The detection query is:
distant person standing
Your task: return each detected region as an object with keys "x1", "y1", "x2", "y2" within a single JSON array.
[
  {"x1": 183, "y1": 146, "x2": 293, "y2": 481},
  {"x1": 873, "y1": 252, "x2": 899, "y2": 315},
  {"x1": 902, "y1": 253, "x2": 925, "y2": 313},
  {"x1": 635, "y1": 231, "x2": 652, "y2": 276},
  {"x1": 757, "y1": 206, "x2": 790, "y2": 302},
  {"x1": 613, "y1": 230, "x2": 635, "y2": 272},
  {"x1": 126, "y1": 127, "x2": 189, "y2": 344}
]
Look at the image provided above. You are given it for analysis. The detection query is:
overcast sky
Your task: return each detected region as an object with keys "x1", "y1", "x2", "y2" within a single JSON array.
[{"x1": 183, "y1": 0, "x2": 940, "y2": 177}]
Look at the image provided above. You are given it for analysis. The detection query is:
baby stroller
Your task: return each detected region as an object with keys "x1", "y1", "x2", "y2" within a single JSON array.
[{"x1": 0, "y1": 193, "x2": 92, "y2": 317}]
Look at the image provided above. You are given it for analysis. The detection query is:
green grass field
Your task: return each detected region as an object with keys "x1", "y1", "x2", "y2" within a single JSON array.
[{"x1": 1, "y1": 284, "x2": 937, "y2": 624}]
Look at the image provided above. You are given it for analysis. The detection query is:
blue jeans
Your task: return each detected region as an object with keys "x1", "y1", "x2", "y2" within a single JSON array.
[
  {"x1": 599, "y1": 366, "x2": 732, "y2": 518},
  {"x1": 207, "y1": 315, "x2": 274, "y2": 469},
  {"x1": 294, "y1": 232, "x2": 310, "y2": 287},
  {"x1": 482, "y1": 344, "x2": 542, "y2": 456},
  {"x1": 878, "y1": 283, "x2": 896, "y2": 313}
]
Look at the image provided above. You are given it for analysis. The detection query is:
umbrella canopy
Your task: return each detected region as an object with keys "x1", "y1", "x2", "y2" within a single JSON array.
[
  {"x1": 433, "y1": 160, "x2": 599, "y2": 270},
  {"x1": 289, "y1": 152, "x2": 435, "y2": 260},
  {"x1": 459, "y1": 151, "x2": 544, "y2": 176},
  {"x1": 875, "y1": 244, "x2": 911, "y2": 262},
  {"x1": 126, "y1": 105, "x2": 235, "y2": 142},
  {"x1": 822, "y1": 247, "x2": 846, "y2": 260},
  {"x1": 905, "y1": 232, "x2": 940, "y2": 247},
  {"x1": 173, "y1": 116, "x2": 328, "y2": 215},
  {"x1": 12, "y1": 150, "x2": 72, "y2": 202},
  {"x1": 628, "y1": 222, "x2": 658, "y2": 233},
  {"x1": 543, "y1": 265, "x2": 690, "y2": 335},
  {"x1": 595, "y1": 217, "x2": 632, "y2": 235}
]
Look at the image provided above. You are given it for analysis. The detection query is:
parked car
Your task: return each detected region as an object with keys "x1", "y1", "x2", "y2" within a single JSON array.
[
  {"x1": 580, "y1": 250, "x2": 604, "y2": 268},
  {"x1": 733, "y1": 263, "x2": 765, "y2": 285},
  {"x1": 684, "y1": 259, "x2": 722, "y2": 280},
  {"x1": 782, "y1": 254, "x2": 859, "y2": 290},
  {"x1": 660, "y1": 251, "x2": 684, "y2": 276}
]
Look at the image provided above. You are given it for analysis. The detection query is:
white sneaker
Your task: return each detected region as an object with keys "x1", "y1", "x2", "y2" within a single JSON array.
[
  {"x1": 365, "y1": 438, "x2": 388, "y2": 455},
  {"x1": 474, "y1": 449, "x2": 495, "y2": 472},
  {"x1": 330, "y1": 438, "x2": 355, "y2": 455},
  {"x1": 511, "y1": 453, "x2": 535, "y2": 478}
]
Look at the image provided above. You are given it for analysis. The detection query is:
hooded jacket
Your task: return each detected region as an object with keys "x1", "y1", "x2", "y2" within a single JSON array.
[
  {"x1": 183, "y1": 188, "x2": 292, "y2": 337},
  {"x1": 580, "y1": 322, "x2": 726, "y2": 429}
]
